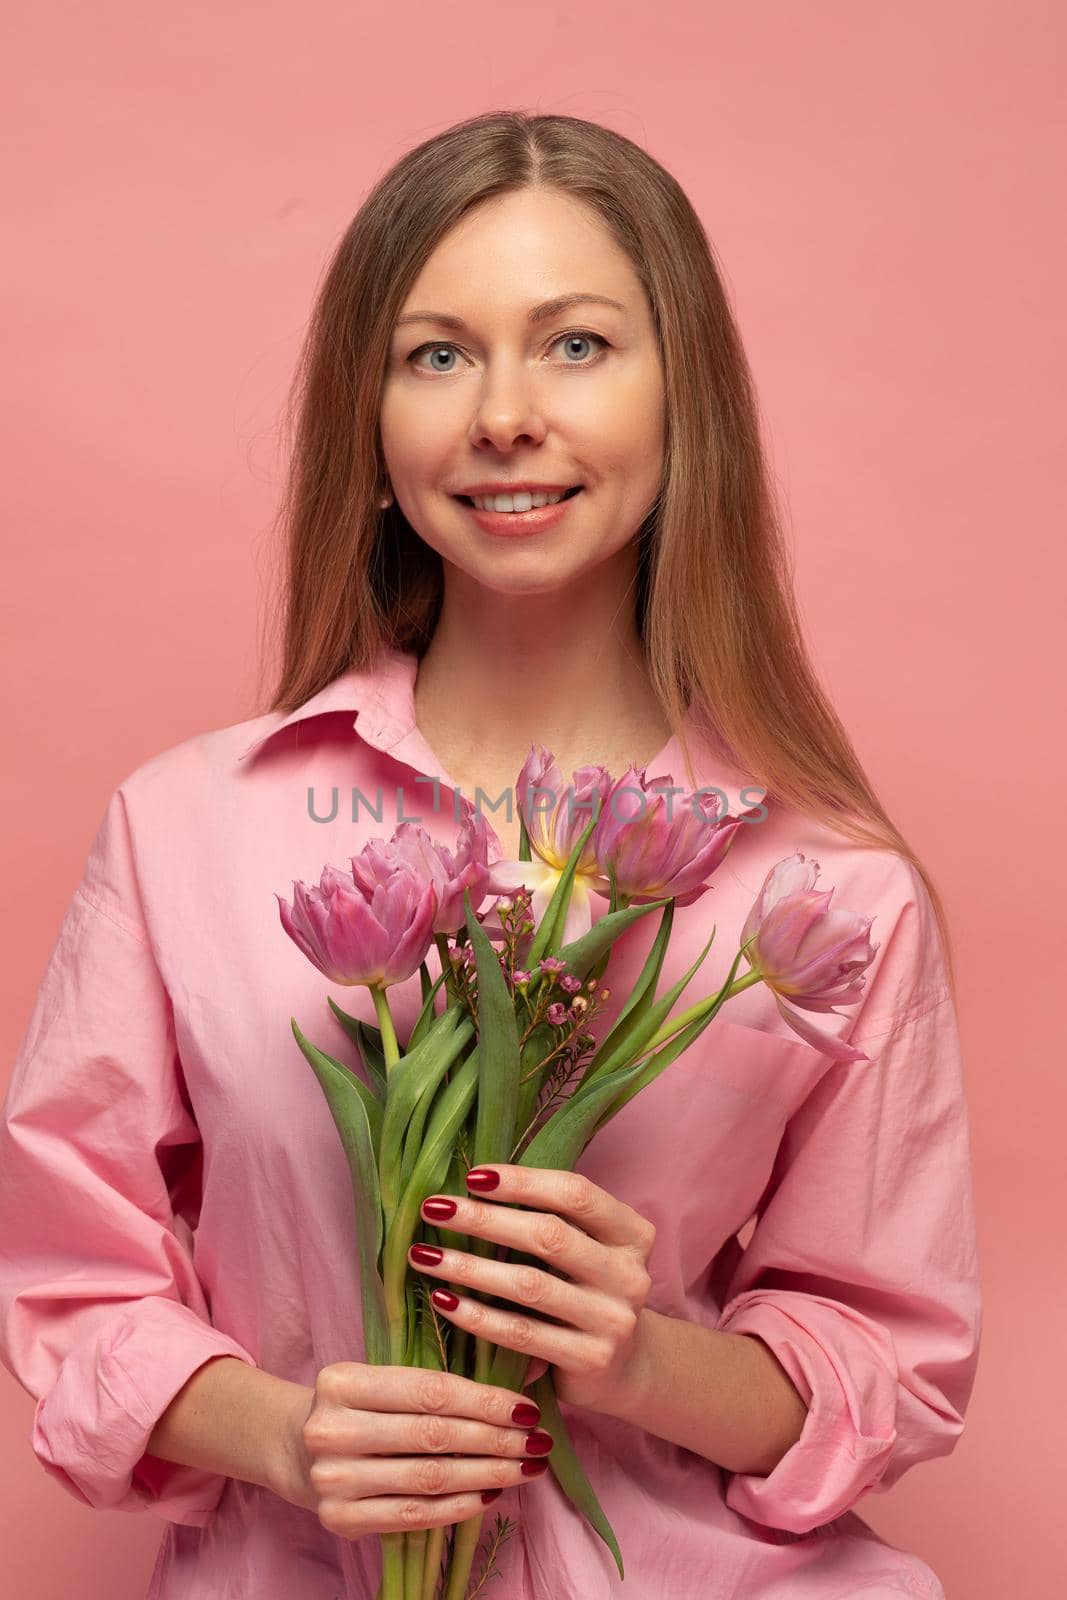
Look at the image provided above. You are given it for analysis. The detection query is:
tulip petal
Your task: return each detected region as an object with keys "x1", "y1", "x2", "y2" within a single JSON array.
[{"x1": 774, "y1": 996, "x2": 870, "y2": 1063}]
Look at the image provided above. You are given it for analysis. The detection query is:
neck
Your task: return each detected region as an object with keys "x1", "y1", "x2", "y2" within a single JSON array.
[{"x1": 413, "y1": 553, "x2": 669, "y2": 771}]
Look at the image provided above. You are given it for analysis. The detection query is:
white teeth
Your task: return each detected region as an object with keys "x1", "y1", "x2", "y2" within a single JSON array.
[{"x1": 470, "y1": 489, "x2": 571, "y2": 512}]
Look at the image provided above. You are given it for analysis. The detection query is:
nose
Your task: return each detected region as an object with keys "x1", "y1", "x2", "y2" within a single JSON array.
[{"x1": 467, "y1": 361, "x2": 549, "y2": 452}]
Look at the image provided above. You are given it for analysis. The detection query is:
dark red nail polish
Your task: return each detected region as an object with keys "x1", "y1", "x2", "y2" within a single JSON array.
[
  {"x1": 521, "y1": 1459, "x2": 549, "y2": 1478},
  {"x1": 409, "y1": 1244, "x2": 443, "y2": 1266},
  {"x1": 511, "y1": 1402, "x2": 541, "y2": 1427},
  {"x1": 431, "y1": 1288, "x2": 459, "y2": 1311},
  {"x1": 466, "y1": 1168, "x2": 500, "y2": 1191},
  {"x1": 524, "y1": 1429, "x2": 554, "y2": 1456},
  {"x1": 423, "y1": 1196, "x2": 457, "y2": 1221},
  {"x1": 481, "y1": 1487, "x2": 503, "y2": 1504}
]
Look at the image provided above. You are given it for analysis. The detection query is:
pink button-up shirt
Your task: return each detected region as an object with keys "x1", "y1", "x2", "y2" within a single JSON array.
[{"x1": 0, "y1": 646, "x2": 981, "y2": 1598}]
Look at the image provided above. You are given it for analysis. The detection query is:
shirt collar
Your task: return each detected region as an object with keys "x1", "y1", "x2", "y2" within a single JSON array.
[
  {"x1": 235, "y1": 645, "x2": 741, "y2": 811},
  {"x1": 236, "y1": 646, "x2": 420, "y2": 764}
]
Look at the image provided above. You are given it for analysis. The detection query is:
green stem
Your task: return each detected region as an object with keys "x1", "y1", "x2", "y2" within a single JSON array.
[
  {"x1": 404, "y1": 1529, "x2": 427, "y2": 1600},
  {"x1": 725, "y1": 967, "x2": 765, "y2": 996},
  {"x1": 369, "y1": 987, "x2": 407, "y2": 1596},
  {"x1": 445, "y1": 1278, "x2": 496, "y2": 1596},
  {"x1": 474, "y1": 1331, "x2": 493, "y2": 1384},
  {"x1": 401, "y1": 1319, "x2": 428, "y2": 1599},
  {"x1": 372, "y1": 983, "x2": 402, "y2": 1071},
  {"x1": 587, "y1": 892, "x2": 630, "y2": 982},
  {"x1": 422, "y1": 1525, "x2": 446, "y2": 1600},
  {"x1": 429, "y1": 1311, "x2": 472, "y2": 1599},
  {"x1": 434, "y1": 931, "x2": 460, "y2": 1007},
  {"x1": 642, "y1": 965, "x2": 764, "y2": 1054},
  {"x1": 444, "y1": 1516, "x2": 483, "y2": 1600},
  {"x1": 378, "y1": 1532, "x2": 405, "y2": 1600}
]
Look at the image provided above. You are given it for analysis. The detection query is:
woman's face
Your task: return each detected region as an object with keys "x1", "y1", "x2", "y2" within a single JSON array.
[{"x1": 379, "y1": 187, "x2": 666, "y2": 598}]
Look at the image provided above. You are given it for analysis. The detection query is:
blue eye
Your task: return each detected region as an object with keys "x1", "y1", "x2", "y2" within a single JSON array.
[
  {"x1": 553, "y1": 330, "x2": 606, "y2": 363},
  {"x1": 407, "y1": 329, "x2": 608, "y2": 372},
  {"x1": 415, "y1": 345, "x2": 461, "y2": 373}
]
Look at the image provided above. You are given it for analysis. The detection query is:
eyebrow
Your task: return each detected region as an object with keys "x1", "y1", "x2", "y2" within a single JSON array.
[{"x1": 393, "y1": 292, "x2": 628, "y2": 332}]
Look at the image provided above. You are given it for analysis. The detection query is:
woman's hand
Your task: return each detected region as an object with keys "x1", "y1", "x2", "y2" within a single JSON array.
[
  {"x1": 411, "y1": 1164, "x2": 657, "y2": 1415},
  {"x1": 280, "y1": 1363, "x2": 555, "y2": 1537}
]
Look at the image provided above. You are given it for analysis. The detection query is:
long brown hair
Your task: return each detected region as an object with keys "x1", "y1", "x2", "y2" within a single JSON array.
[{"x1": 258, "y1": 109, "x2": 956, "y2": 998}]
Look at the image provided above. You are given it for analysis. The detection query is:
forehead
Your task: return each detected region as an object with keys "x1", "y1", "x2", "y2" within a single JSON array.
[{"x1": 398, "y1": 189, "x2": 642, "y2": 317}]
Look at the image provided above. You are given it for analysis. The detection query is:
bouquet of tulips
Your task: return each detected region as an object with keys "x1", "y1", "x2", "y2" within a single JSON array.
[{"x1": 277, "y1": 748, "x2": 876, "y2": 1600}]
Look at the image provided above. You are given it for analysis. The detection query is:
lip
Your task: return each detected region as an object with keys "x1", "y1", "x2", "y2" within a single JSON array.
[
  {"x1": 456, "y1": 481, "x2": 581, "y2": 496},
  {"x1": 455, "y1": 486, "x2": 584, "y2": 538}
]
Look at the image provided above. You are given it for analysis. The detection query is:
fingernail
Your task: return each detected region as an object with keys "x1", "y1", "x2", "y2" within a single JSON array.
[
  {"x1": 409, "y1": 1244, "x2": 443, "y2": 1266},
  {"x1": 423, "y1": 1196, "x2": 457, "y2": 1221},
  {"x1": 521, "y1": 1459, "x2": 550, "y2": 1478},
  {"x1": 481, "y1": 1487, "x2": 504, "y2": 1504},
  {"x1": 466, "y1": 1168, "x2": 500, "y2": 1191},
  {"x1": 431, "y1": 1288, "x2": 459, "y2": 1311},
  {"x1": 511, "y1": 1402, "x2": 541, "y2": 1426},
  {"x1": 524, "y1": 1429, "x2": 554, "y2": 1456}
]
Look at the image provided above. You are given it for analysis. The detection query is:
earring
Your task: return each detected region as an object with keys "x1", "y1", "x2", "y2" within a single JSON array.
[{"x1": 377, "y1": 484, "x2": 394, "y2": 509}]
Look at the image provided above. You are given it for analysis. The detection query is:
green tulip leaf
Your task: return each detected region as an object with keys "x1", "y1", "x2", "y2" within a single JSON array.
[
  {"x1": 584, "y1": 899, "x2": 675, "y2": 1073},
  {"x1": 326, "y1": 998, "x2": 388, "y2": 1100},
  {"x1": 517, "y1": 1056, "x2": 655, "y2": 1172},
  {"x1": 398, "y1": 1027, "x2": 479, "y2": 1196},
  {"x1": 381, "y1": 1052, "x2": 481, "y2": 1311},
  {"x1": 403, "y1": 1275, "x2": 418, "y2": 1366},
  {"x1": 378, "y1": 1010, "x2": 475, "y2": 1220},
  {"x1": 463, "y1": 887, "x2": 521, "y2": 1166},
  {"x1": 525, "y1": 813, "x2": 600, "y2": 967},
  {"x1": 592, "y1": 989, "x2": 728, "y2": 1133},
  {"x1": 529, "y1": 1368, "x2": 624, "y2": 1579},
  {"x1": 606, "y1": 856, "x2": 619, "y2": 915},
  {"x1": 511, "y1": 1021, "x2": 557, "y2": 1159},
  {"x1": 582, "y1": 922, "x2": 716, "y2": 1090},
  {"x1": 291, "y1": 1019, "x2": 389, "y2": 1364},
  {"x1": 552, "y1": 897, "x2": 669, "y2": 984},
  {"x1": 409, "y1": 961, "x2": 452, "y2": 1051},
  {"x1": 485, "y1": 1347, "x2": 623, "y2": 1579}
]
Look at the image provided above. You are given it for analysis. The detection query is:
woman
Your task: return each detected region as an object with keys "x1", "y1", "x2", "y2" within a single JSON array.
[{"x1": 0, "y1": 111, "x2": 980, "y2": 1598}]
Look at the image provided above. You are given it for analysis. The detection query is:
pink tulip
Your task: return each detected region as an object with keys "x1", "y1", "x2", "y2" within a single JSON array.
[
  {"x1": 740, "y1": 852, "x2": 878, "y2": 1062},
  {"x1": 487, "y1": 746, "x2": 615, "y2": 945},
  {"x1": 590, "y1": 764, "x2": 761, "y2": 905},
  {"x1": 277, "y1": 859, "x2": 438, "y2": 989},
  {"x1": 352, "y1": 798, "x2": 496, "y2": 937}
]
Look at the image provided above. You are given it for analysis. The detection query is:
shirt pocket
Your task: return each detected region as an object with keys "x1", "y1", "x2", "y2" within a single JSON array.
[
  {"x1": 574, "y1": 1011, "x2": 834, "y2": 1293},
  {"x1": 706, "y1": 1014, "x2": 835, "y2": 1114}
]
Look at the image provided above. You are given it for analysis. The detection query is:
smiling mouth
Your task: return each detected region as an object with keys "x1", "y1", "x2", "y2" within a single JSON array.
[{"x1": 455, "y1": 486, "x2": 584, "y2": 507}]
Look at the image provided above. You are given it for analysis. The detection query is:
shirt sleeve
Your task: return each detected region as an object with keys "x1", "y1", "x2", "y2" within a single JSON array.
[
  {"x1": 713, "y1": 866, "x2": 982, "y2": 1535},
  {"x1": 0, "y1": 786, "x2": 258, "y2": 1525}
]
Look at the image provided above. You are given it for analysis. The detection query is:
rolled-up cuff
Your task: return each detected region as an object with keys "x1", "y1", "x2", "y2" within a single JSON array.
[
  {"x1": 717, "y1": 1292, "x2": 898, "y2": 1533},
  {"x1": 31, "y1": 1296, "x2": 258, "y2": 1525}
]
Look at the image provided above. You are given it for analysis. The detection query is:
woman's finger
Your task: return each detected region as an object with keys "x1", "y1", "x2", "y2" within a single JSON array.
[
  {"x1": 419, "y1": 1167, "x2": 656, "y2": 1295},
  {"x1": 317, "y1": 1486, "x2": 511, "y2": 1540},
  {"x1": 311, "y1": 1449, "x2": 551, "y2": 1503},
  {"x1": 314, "y1": 1360, "x2": 541, "y2": 1429},
  {"x1": 409, "y1": 1239, "x2": 620, "y2": 1334},
  {"x1": 338, "y1": 1407, "x2": 554, "y2": 1461},
  {"x1": 425, "y1": 1285, "x2": 626, "y2": 1374},
  {"x1": 464, "y1": 1164, "x2": 657, "y2": 1252}
]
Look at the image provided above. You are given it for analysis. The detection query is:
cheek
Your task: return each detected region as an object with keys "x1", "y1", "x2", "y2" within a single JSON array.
[
  {"x1": 617, "y1": 367, "x2": 667, "y2": 457},
  {"x1": 379, "y1": 382, "x2": 462, "y2": 483},
  {"x1": 570, "y1": 370, "x2": 665, "y2": 477}
]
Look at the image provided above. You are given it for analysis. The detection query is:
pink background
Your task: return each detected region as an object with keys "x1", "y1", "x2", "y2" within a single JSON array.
[{"x1": 2, "y1": 3, "x2": 1062, "y2": 1594}]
